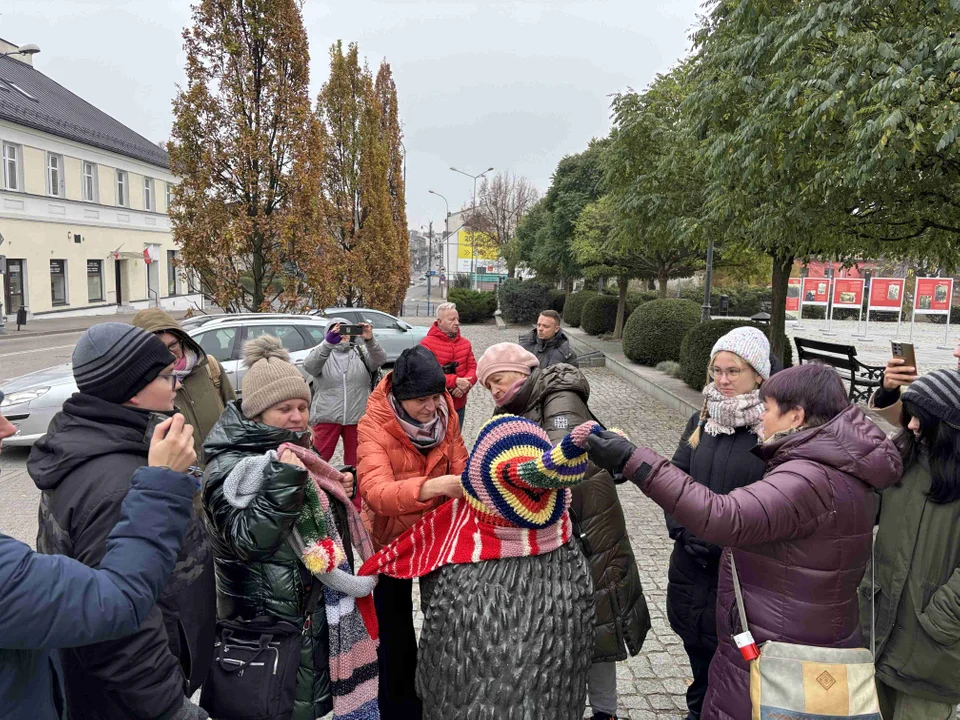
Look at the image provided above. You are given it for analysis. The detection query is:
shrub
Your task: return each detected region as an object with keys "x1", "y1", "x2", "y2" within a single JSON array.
[
  {"x1": 625, "y1": 290, "x2": 659, "y2": 316},
  {"x1": 622, "y1": 299, "x2": 701, "y2": 366},
  {"x1": 656, "y1": 360, "x2": 682, "y2": 378},
  {"x1": 498, "y1": 278, "x2": 552, "y2": 324},
  {"x1": 581, "y1": 295, "x2": 621, "y2": 336},
  {"x1": 678, "y1": 319, "x2": 794, "y2": 391},
  {"x1": 447, "y1": 288, "x2": 497, "y2": 324},
  {"x1": 549, "y1": 289, "x2": 566, "y2": 314},
  {"x1": 563, "y1": 291, "x2": 598, "y2": 327},
  {"x1": 452, "y1": 273, "x2": 472, "y2": 289}
]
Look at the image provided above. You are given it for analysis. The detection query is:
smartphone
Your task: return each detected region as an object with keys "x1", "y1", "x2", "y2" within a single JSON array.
[
  {"x1": 143, "y1": 411, "x2": 172, "y2": 443},
  {"x1": 891, "y1": 341, "x2": 918, "y2": 370},
  {"x1": 339, "y1": 324, "x2": 364, "y2": 337}
]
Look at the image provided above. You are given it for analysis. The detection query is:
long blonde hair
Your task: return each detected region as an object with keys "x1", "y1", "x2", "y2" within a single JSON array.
[{"x1": 687, "y1": 352, "x2": 757, "y2": 448}]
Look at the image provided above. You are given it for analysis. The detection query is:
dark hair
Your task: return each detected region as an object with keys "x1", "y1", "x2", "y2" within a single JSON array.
[
  {"x1": 895, "y1": 398, "x2": 960, "y2": 504},
  {"x1": 540, "y1": 310, "x2": 562, "y2": 323},
  {"x1": 758, "y1": 363, "x2": 849, "y2": 428}
]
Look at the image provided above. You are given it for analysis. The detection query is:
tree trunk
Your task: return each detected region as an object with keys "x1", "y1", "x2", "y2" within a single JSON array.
[
  {"x1": 614, "y1": 275, "x2": 629, "y2": 340},
  {"x1": 507, "y1": 261, "x2": 517, "y2": 279},
  {"x1": 563, "y1": 277, "x2": 573, "y2": 297},
  {"x1": 647, "y1": 279, "x2": 656, "y2": 291},
  {"x1": 769, "y1": 249, "x2": 795, "y2": 364},
  {"x1": 657, "y1": 268, "x2": 670, "y2": 298}
]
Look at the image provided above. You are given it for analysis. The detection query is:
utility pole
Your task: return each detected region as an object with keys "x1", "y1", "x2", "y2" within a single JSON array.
[
  {"x1": 701, "y1": 237, "x2": 715, "y2": 321},
  {"x1": 427, "y1": 221, "x2": 434, "y2": 316}
]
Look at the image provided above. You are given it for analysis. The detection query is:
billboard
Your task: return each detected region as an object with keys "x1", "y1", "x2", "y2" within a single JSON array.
[
  {"x1": 913, "y1": 277, "x2": 954, "y2": 314},
  {"x1": 868, "y1": 278, "x2": 905, "y2": 311},
  {"x1": 456, "y1": 230, "x2": 498, "y2": 274},
  {"x1": 801, "y1": 277, "x2": 829, "y2": 306},
  {"x1": 786, "y1": 278, "x2": 801, "y2": 312},
  {"x1": 832, "y1": 278, "x2": 865, "y2": 308}
]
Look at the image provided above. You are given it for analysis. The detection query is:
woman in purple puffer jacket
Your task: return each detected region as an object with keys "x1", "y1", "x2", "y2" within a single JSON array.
[{"x1": 585, "y1": 363, "x2": 903, "y2": 720}]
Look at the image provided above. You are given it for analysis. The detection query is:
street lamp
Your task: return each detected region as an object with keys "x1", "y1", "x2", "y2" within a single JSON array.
[
  {"x1": 450, "y1": 166, "x2": 494, "y2": 289},
  {"x1": 429, "y1": 190, "x2": 451, "y2": 299},
  {"x1": 1, "y1": 44, "x2": 40, "y2": 59}
]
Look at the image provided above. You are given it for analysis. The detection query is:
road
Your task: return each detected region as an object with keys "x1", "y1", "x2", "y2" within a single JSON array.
[{"x1": 0, "y1": 331, "x2": 84, "y2": 384}]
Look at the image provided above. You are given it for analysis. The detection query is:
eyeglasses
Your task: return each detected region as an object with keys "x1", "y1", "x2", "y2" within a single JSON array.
[
  {"x1": 156, "y1": 373, "x2": 181, "y2": 389},
  {"x1": 164, "y1": 339, "x2": 181, "y2": 354},
  {"x1": 709, "y1": 366, "x2": 743, "y2": 380}
]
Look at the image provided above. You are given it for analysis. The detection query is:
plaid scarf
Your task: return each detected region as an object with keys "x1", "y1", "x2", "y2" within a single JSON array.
[
  {"x1": 703, "y1": 384, "x2": 764, "y2": 438},
  {"x1": 388, "y1": 393, "x2": 448, "y2": 449}
]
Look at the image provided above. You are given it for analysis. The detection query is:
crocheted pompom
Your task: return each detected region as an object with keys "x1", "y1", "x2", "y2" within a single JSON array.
[
  {"x1": 242, "y1": 335, "x2": 290, "y2": 368},
  {"x1": 303, "y1": 537, "x2": 344, "y2": 574}
]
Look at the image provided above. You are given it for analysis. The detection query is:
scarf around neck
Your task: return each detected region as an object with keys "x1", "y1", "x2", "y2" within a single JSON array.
[
  {"x1": 388, "y1": 393, "x2": 448, "y2": 449},
  {"x1": 494, "y1": 377, "x2": 530, "y2": 408},
  {"x1": 173, "y1": 347, "x2": 199, "y2": 379},
  {"x1": 703, "y1": 383, "x2": 764, "y2": 438}
]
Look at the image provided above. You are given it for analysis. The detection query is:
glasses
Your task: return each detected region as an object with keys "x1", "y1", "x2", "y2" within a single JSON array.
[
  {"x1": 709, "y1": 366, "x2": 743, "y2": 380},
  {"x1": 156, "y1": 373, "x2": 181, "y2": 389},
  {"x1": 164, "y1": 339, "x2": 182, "y2": 354}
]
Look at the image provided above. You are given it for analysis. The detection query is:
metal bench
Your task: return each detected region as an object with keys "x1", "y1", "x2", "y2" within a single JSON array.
[{"x1": 793, "y1": 337, "x2": 884, "y2": 404}]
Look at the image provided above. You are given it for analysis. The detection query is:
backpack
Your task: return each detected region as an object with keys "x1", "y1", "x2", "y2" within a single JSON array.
[{"x1": 354, "y1": 344, "x2": 383, "y2": 392}]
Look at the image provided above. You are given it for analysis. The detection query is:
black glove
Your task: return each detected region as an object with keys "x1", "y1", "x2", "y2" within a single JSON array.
[
  {"x1": 680, "y1": 530, "x2": 721, "y2": 568},
  {"x1": 585, "y1": 431, "x2": 637, "y2": 476}
]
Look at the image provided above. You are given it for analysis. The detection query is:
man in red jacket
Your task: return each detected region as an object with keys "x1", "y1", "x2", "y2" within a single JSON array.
[{"x1": 420, "y1": 302, "x2": 477, "y2": 431}]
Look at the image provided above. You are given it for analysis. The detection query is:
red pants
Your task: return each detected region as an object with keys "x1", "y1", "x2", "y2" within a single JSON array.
[{"x1": 312, "y1": 423, "x2": 360, "y2": 509}]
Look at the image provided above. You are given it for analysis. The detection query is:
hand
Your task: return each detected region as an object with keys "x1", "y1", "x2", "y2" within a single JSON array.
[
  {"x1": 340, "y1": 471, "x2": 355, "y2": 498},
  {"x1": 148, "y1": 414, "x2": 197, "y2": 473},
  {"x1": 882, "y1": 357, "x2": 918, "y2": 391},
  {"x1": 360, "y1": 322, "x2": 374, "y2": 341},
  {"x1": 279, "y1": 448, "x2": 307, "y2": 469},
  {"x1": 455, "y1": 377, "x2": 472, "y2": 394},
  {"x1": 418, "y1": 474, "x2": 464, "y2": 501},
  {"x1": 585, "y1": 431, "x2": 637, "y2": 476},
  {"x1": 681, "y1": 530, "x2": 720, "y2": 567},
  {"x1": 451, "y1": 386, "x2": 464, "y2": 398},
  {"x1": 325, "y1": 323, "x2": 342, "y2": 345}
]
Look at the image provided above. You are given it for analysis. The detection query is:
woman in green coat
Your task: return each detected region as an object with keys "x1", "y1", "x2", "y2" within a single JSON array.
[{"x1": 864, "y1": 368, "x2": 960, "y2": 720}]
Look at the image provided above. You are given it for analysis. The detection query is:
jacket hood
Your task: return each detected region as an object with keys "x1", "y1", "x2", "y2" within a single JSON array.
[
  {"x1": 28, "y1": 393, "x2": 152, "y2": 491},
  {"x1": 131, "y1": 308, "x2": 204, "y2": 359},
  {"x1": 202, "y1": 400, "x2": 310, "y2": 464},
  {"x1": 365, "y1": 373, "x2": 458, "y2": 448},
  {"x1": 503, "y1": 364, "x2": 588, "y2": 415},
  {"x1": 756, "y1": 404, "x2": 902, "y2": 490},
  {"x1": 427, "y1": 322, "x2": 460, "y2": 342},
  {"x1": 325, "y1": 316, "x2": 354, "y2": 352},
  {"x1": 536, "y1": 328, "x2": 568, "y2": 349}
]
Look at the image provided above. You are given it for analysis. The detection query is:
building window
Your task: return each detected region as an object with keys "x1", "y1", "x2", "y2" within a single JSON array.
[
  {"x1": 116, "y1": 170, "x2": 128, "y2": 207},
  {"x1": 166, "y1": 182, "x2": 173, "y2": 212},
  {"x1": 143, "y1": 177, "x2": 155, "y2": 211},
  {"x1": 47, "y1": 153, "x2": 64, "y2": 197},
  {"x1": 3, "y1": 143, "x2": 21, "y2": 191},
  {"x1": 167, "y1": 250, "x2": 179, "y2": 295},
  {"x1": 87, "y1": 260, "x2": 104, "y2": 302},
  {"x1": 50, "y1": 259, "x2": 67, "y2": 306},
  {"x1": 82, "y1": 161, "x2": 98, "y2": 202}
]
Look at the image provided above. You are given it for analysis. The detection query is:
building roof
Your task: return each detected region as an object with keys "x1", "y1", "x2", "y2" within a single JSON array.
[{"x1": 0, "y1": 55, "x2": 169, "y2": 169}]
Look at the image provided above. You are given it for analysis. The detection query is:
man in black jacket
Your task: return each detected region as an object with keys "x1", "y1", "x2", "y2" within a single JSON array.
[
  {"x1": 520, "y1": 310, "x2": 579, "y2": 369},
  {"x1": 28, "y1": 323, "x2": 214, "y2": 720}
]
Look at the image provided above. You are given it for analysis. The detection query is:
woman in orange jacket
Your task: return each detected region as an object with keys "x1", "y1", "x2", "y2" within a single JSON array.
[{"x1": 357, "y1": 346, "x2": 468, "y2": 719}]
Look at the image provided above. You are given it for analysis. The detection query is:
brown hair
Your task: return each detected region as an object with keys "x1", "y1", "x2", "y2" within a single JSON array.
[
  {"x1": 759, "y1": 363, "x2": 849, "y2": 428},
  {"x1": 539, "y1": 310, "x2": 562, "y2": 324}
]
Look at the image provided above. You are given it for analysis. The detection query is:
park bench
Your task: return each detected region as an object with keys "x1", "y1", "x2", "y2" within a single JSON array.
[{"x1": 793, "y1": 337, "x2": 884, "y2": 404}]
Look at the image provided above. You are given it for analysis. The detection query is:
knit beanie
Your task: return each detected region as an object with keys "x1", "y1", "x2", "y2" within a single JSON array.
[
  {"x1": 72, "y1": 322, "x2": 175, "y2": 403},
  {"x1": 240, "y1": 335, "x2": 312, "y2": 419},
  {"x1": 711, "y1": 327, "x2": 772, "y2": 380},
  {"x1": 901, "y1": 369, "x2": 960, "y2": 430},
  {"x1": 392, "y1": 345, "x2": 447, "y2": 401},
  {"x1": 476, "y1": 342, "x2": 540, "y2": 387}
]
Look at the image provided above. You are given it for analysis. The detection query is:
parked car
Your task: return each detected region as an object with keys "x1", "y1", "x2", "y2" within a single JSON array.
[
  {"x1": 317, "y1": 307, "x2": 430, "y2": 363},
  {"x1": 0, "y1": 314, "x2": 332, "y2": 448}
]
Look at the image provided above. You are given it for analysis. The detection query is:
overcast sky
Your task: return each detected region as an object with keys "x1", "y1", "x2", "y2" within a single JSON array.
[{"x1": 2, "y1": 0, "x2": 700, "y2": 229}]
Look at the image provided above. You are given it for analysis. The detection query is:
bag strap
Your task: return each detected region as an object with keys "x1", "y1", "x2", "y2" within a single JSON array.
[
  {"x1": 301, "y1": 579, "x2": 325, "y2": 636},
  {"x1": 729, "y1": 552, "x2": 750, "y2": 635},
  {"x1": 871, "y1": 536, "x2": 876, "y2": 659}
]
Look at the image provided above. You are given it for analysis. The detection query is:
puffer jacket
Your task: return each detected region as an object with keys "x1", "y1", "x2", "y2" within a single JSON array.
[
  {"x1": 357, "y1": 374, "x2": 469, "y2": 550},
  {"x1": 863, "y1": 456, "x2": 960, "y2": 705},
  {"x1": 28, "y1": 393, "x2": 216, "y2": 720},
  {"x1": 202, "y1": 401, "x2": 354, "y2": 720},
  {"x1": 519, "y1": 327, "x2": 579, "y2": 369},
  {"x1": 419, "y1": 323, "x2": 477, "y2": 411},
  {"x1": 497, "y1": 364, "x2": 650, "y2": 662},
  {"x1": 303, "y1": 317, "x2": 387, "y2": 426},
  {"x1": 666, "y1": 413, "x2": 766, "y2": 649},
  {"x1": 623, "y1": 404, "x2": 903, "y2": 720},
  {"x1": 132, "y1": 308, "x2": 236, "y2": 463}
]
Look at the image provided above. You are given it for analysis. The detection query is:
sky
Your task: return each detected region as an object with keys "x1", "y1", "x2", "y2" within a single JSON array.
[{"x1": 1, "y1": 0, "x2": 701, "y2": 230}]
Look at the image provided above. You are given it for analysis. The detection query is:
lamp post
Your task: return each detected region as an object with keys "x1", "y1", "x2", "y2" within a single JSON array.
[
  {"x1": 0, "y1": 44, "x2": 40, "y2": 60},
  {"x1": 450, "y1": 166, "x2": 493, "y2": 289},
  {"x1": 701, "y1": 237, "x2": 715, "y2": 322},
  {"x1": 429, "y1": 190, "x2": 450, "y2": 298}
]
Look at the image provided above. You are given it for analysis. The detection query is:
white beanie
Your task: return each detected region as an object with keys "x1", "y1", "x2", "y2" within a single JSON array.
[{"x1": 711, "y1": 327, "x2": 771, "y2": 380}]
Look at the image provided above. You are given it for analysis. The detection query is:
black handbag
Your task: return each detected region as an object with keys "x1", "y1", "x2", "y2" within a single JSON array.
[{"x1": 200, "y1": 583, "x2": 323, "y2": 720}]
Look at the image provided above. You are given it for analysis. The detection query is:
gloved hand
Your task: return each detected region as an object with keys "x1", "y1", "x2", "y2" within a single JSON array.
[
  {"x1": 585, "y1": 430, "x2": 637, "y2": 477},
  {"x1": 170, "y1": 697, "x2": 209, "y2": 720},
  {"x1": 680, "y1": 529, "x2": 720, "y2": 568},
  {"x1": 325, "y1": 324, "x2": 342, "y2": 345}
]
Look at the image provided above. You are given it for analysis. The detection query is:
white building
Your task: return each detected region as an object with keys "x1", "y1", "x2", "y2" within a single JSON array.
[{"x1": 0, "y1": 38, "x2": 201, "y2": 322}]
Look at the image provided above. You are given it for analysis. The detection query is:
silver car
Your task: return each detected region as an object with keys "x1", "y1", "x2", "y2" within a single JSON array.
[{"x1": 320, "y1": 307, "x2": 430, "y2": 363}]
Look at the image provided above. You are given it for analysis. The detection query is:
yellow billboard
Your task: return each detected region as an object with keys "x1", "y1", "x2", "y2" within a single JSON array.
[{"x1": 456, "y1": 230, "x2": 498, "y2": 273}]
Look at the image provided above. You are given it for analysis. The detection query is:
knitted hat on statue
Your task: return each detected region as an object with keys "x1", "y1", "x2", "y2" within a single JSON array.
[{"x1": 358, "y1": 416, "x2": 603, "y2": 611}]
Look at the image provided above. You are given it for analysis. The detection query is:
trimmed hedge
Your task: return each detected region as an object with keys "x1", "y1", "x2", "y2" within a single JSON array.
[
  {"x1": 498, "y1": 278, "x2": 552, "y2": 324},
  {"x1": 581, "y1": 294, "x2": 620, "y2": 336},
  {"x1": 678, "y1": 319, "x2": 794, "y2": 391},
  {"x1": 622, "y1": 299, "x2": 701, "y2": 366},
  {"x1": 563, "y1": 291, "x2": 598, "y2": 327},
  {"x1": 549, "y1": 289, "x2": 566, "y2": 314},
  {"x1": 447, "y1": 288, "x2": 497, "y2": 324}
]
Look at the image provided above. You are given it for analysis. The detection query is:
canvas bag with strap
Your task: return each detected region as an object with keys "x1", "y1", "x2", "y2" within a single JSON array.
[{"x1": 729, "y1": 552, "x2": 882, "y2": 720}]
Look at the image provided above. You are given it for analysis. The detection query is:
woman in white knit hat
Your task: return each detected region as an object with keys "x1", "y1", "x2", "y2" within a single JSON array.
[{"x1": 664, "y1": 325, "x2": 774, "y2": 720}]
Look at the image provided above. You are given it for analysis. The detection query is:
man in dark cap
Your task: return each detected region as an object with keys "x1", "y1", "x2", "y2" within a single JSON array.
[{"x1": 28, "y1": 323, "x2": 214, "y2": 720}]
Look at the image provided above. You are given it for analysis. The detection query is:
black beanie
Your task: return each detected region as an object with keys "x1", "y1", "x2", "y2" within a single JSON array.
[
  {"x1": 392, "y1": 346, "x2": 447, "y2": 401},
  {"x1": 72, "y1": 322, "x2": 176, "y2": 403}
]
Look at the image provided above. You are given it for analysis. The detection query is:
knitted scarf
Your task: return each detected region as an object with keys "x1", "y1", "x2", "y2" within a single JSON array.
[
  {"x1": 358, "y1": 416, "x2": 602, "y2": 637},
  {"x1": 388, "y1": 393, "x2": 448, "y2": 449},
  {"x1": 173, "y1": 347, "x2": 199, "y2": 380},
  {"x1": 703, "y1": 383, "x2": 764, "y2": 438}
]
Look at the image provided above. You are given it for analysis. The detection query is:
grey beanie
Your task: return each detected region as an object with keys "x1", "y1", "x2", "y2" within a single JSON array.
[
  {"x1": 72, "y1": 323, "x2": 175, "y2": 403},
  {"x1": 901, "y1": 369, "x2": 960, "y2": 429}
]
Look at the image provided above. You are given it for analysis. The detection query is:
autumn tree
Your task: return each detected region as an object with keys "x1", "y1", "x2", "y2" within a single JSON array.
[
  {"x1": 462, "y1": 172, "x2": 539, "y2": 278},
  {"x1": 169, "y1": 0, "x2": 335, "y2": 313}
]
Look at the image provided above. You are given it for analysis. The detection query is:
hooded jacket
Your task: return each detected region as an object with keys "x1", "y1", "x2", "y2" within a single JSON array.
[
  {"x1": 519, "y1": 327, "x2": 579, "y2": 369},
  {"x1": 28, "y1": 393, "x2": 216, "y2": 720},
  {"x1": 497, "y1": 365, "x2": 650, "y2": 662},
  {"x1": 132, "y1": 308, "x2": 236, "y2": 463},
  {"x1": 201, "y1": 401, "x2": 354, "y2": 720},
  {"x1": 624, "y1": 404, "x2": 903, "y2": 720},
  {"x1": 419, "y1": 323, "x2": 477, "y2": 411},
  {"x1": 303, "y1": 317, "x2": 386, "y2": 426},
  {"x1": 0, "y1": 466, "x2": 196, "y2": 720}
]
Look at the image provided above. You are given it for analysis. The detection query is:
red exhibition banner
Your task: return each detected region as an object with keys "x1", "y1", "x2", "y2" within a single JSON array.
[
  {"x1": 801, "y1": 277, "x2": 830, "y2": 306},
  {"x1": 868, "y1": 278, "x2": 905, "y2": 310},
  {"x1": 913, "y1": 277, "x2": 954, "y2": 314},
  {"x1": 786, "y1": 278, "x2": 801, "y2": 312},
  {"x1": 832, "y1": 278, "x2": 865, "y2": 308}
]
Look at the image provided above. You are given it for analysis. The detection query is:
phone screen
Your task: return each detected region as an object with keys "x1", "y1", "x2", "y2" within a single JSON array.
[{"x1": 143, "y1": 412, "x2": 170, "y2": 443}]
